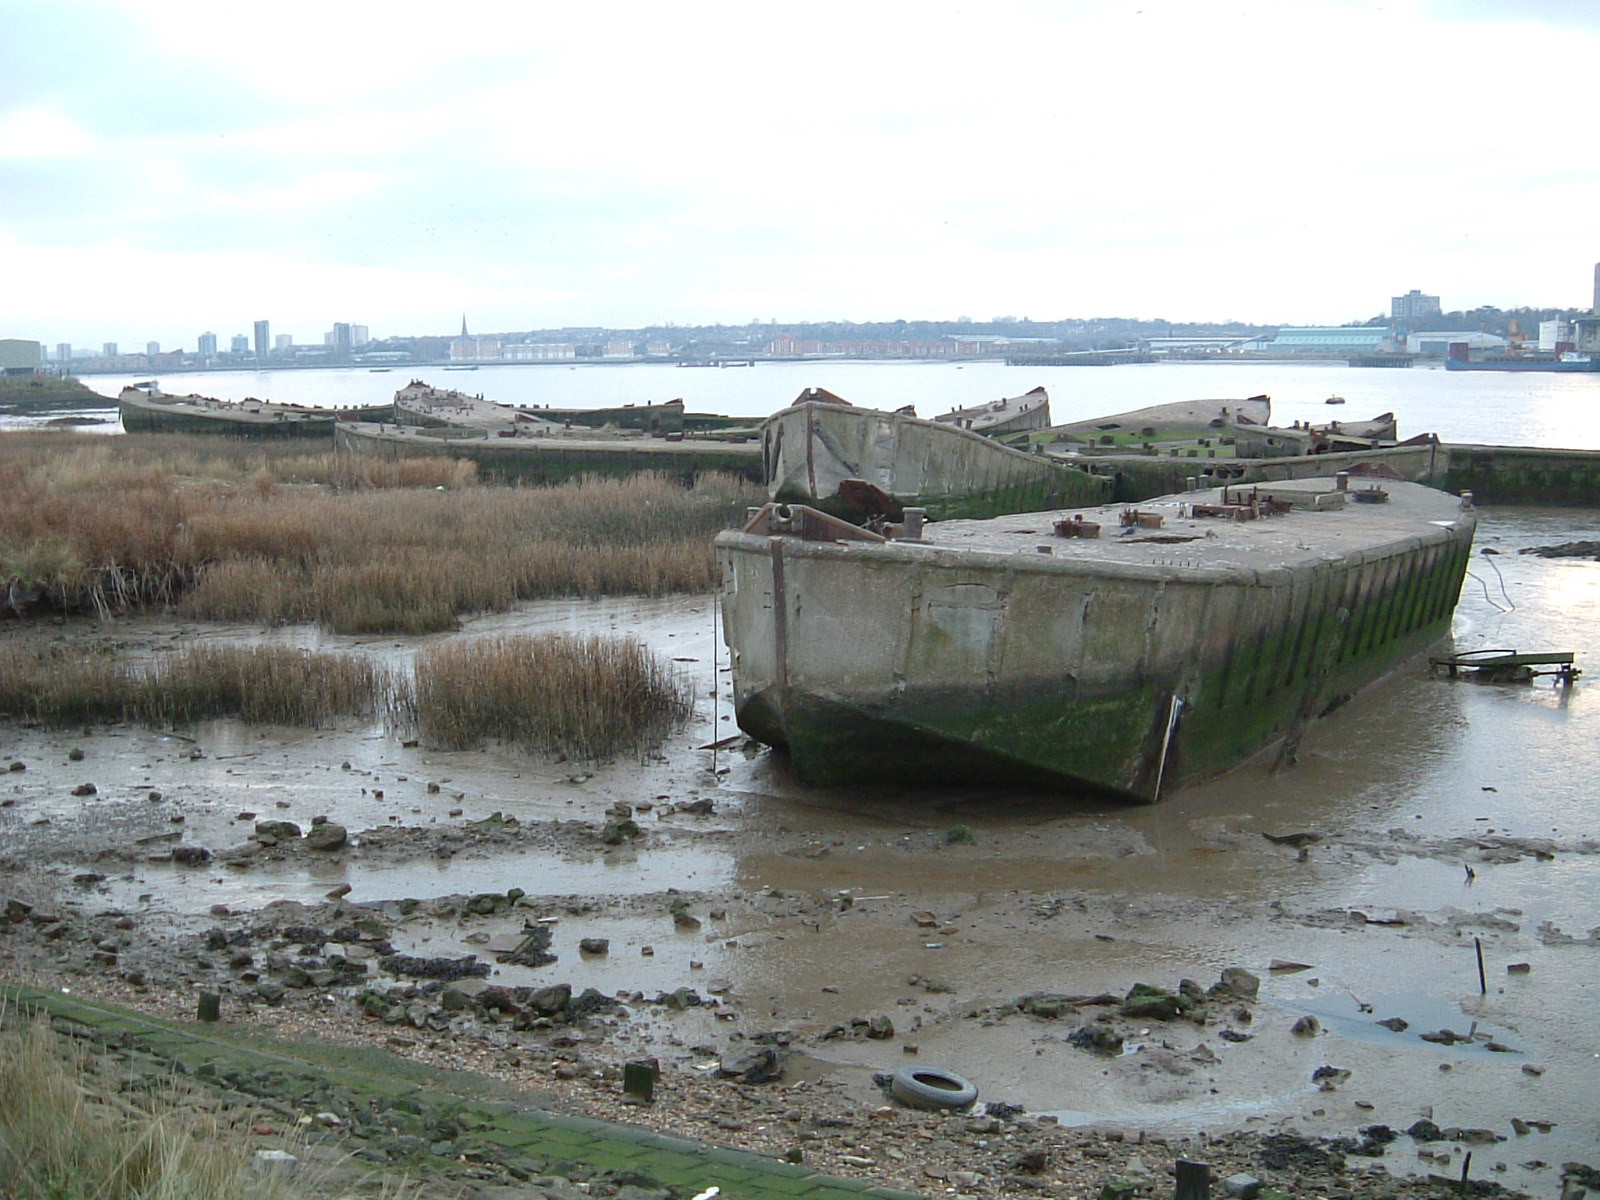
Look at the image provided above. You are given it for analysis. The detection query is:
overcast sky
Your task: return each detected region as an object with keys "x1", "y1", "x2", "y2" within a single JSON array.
[{"x1": 3, "y1": 0, "x2": 1598, "y2": 351}]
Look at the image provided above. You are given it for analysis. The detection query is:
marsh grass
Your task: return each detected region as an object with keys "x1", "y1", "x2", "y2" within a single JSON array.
[
  {"x1": 0, "y1": 644, "x2": 392, "y2": 728},
  {"x1": 1, "y1": 431, "x2": 760, "y2": 631},
  {"x1": 402, "y1": 634, "x2": 696, "y2": 761},
  {"x1": 0, "y1": 1013, "x2": 303, "y2": 1200},
  {"x1": 0, "y1": 634, "x2": 693, "y2": 763}
]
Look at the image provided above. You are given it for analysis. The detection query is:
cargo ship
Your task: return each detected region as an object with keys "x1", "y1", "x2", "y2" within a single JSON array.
[
  {"x1": 1443, "y1": 344, "x2": 1600, "y2": 372},
  {"x1": 716, "y1": 476, "x2": 1476, "y2": 801}
]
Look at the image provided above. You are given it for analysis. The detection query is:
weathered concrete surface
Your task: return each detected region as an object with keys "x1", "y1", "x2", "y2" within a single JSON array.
[
  {"x1": 335, "y1": 421, "x2": 763, "y2": 485},
  {"x1": 717, "y1": 479, "x2": 1476, "y2": 800},
  {"x1": 1099, "y1": 442, "x2": 1600, "y2": 507}
]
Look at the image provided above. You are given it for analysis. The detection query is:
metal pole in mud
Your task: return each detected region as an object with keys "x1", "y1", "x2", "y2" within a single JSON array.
[
  {"x1": 711, "y1": 588, "x2": 719, "y2": 776},
  {"x1": 1475, "y1": 937, "x2": 1487, "y2": 996}
]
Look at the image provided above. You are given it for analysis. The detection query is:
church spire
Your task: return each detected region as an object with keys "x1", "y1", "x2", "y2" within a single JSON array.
[{"x1": 460, "y1": 313, "x2": 469, "y2": 338}]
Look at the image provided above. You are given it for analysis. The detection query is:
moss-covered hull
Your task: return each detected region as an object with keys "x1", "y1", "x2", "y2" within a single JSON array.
[
  {"x1": 764, "y1": 400, "x2": 1108, "y2": 521},
  {"x1": 717, "y1": 482, "x2": 1475, "y2": 801}
]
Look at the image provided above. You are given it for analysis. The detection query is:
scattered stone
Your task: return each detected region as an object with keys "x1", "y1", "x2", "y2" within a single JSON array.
[
  {"x1": 1291, "y1": 1015, "x2": 1320, "y2": 1036},
  {"x1": 1223, "y1": 1173, "x2": 1263, "y2": 1198},
  {"x1": 1376, "y1": 1016, "x2": 1409, "y2": 1032},
  {"x1": 67, "y1": 747, "x2": 85, "y2": 762},
  {"x1": 1121, "y1": 983, "x2": 1186, "y2": 1020},
  {"x1": 1068, "y1": 1026, "x2": 1125, "y2": 1055},
  {"x1": 719, "y1": 1047, "x2": 784, "y2": 1084},
  {"x1": 579, "y1": 937, "x2": 610, "y2": 955},
  {"x1": 305, "y1": 821, "x2": 348, "y2": 852},
  {"x1": 71, "y1": 782, "x2": 97, "y2": 796},
  {"x1": 171, "y1": 846, "x2": 211, "y2": 866}
]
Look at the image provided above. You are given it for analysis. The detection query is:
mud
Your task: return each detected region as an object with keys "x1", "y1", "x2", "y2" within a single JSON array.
[{"x1": 3, "y1": 509, "x2": 1599, "y2": 1198}]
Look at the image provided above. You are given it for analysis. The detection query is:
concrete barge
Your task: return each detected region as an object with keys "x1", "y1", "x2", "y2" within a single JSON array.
[
  {"x1": 765, "y1": 389, "x2": 1109, "y2": 521},
  {"x1": 716, "y1": 478, "x2": 1476, "y2": 801},
  {"x1": 335, "y1": 420, "x2": 762, "y2": 485},
  {"x1": 118, "y1": 383, "x2": 341, "y2": 437}
]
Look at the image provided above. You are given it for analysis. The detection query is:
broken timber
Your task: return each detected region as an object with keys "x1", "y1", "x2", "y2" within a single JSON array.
[{"x1": 1430, "y1": 649, "x2": 1580, "y2": 686}]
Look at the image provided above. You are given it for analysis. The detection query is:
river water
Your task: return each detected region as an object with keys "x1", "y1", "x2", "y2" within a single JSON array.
[{"x1": 34, "y1": 357, "x2": 1600, "y2": 450}]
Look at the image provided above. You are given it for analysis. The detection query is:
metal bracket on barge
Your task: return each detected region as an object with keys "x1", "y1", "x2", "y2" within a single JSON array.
[{"x1": 1430, "y1": 649, "x2": 1581, "y2": 686}]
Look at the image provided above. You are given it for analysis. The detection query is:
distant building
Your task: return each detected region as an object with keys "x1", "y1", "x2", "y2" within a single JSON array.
[
  {"x1": 254, "y1": 319, "x2": 271, "y2": 360},
  {"x1": 198, "y1": 332, "x2": 218, "y2": 358},
  {"x1": 274, "y1": 333, "x2": 292, "y2": 351},
  {"x1": 1267, "y1": 327, "x2": 1390, "y2": 354},
  {"x1": 1406, "y1": 330, "x2": 1507, "y2": 356},
  {"x1": 0, "y1": 338, "x2": 43, "y2": 376},
  {"x1": 327, "y1": 323, "x2": 353, "y2": 357},
  {"x1": 230, "y1": 334, "x2": 249, "y2": 355},
  {"x1": 350, "y1": 324, "x2": 369, "y2": 348},
  {"x1": 1538, "y1": 320, "x2": 1574, "y2": 351},
  {"x1": 1391, "y1": 290, "x2": 1441, "y2": 322},
  {"x1": 56, "y1": 342, "x2": 72, "y2": 364},
  {"x1": 601, "y1": 340, "x2": 637, "y2": 360},
  {"x1": 503, "y1": 342, "x2": 576, "y2": 361},
  {"x1": 102, "y1": 342, "x2": 117, "y2": 357},
  {"x1": 146, "y1": 341, "x2": 160, "y2": 356}
]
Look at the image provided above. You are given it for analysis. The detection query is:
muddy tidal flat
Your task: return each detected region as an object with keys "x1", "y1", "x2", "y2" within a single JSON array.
[{"x1": 3, "y1": 507, "x2": 1599, "y2": 1199}]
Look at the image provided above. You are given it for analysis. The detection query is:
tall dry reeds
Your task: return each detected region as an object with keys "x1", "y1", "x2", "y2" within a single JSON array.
[
  {"x1": 0, "y1": 643, "x2": 392, "y2": 728},
  {"x1": 0, "y1": 634, "x2": 694, "y2": 763},
  {"x1": 1, "y1": 431, "x2": 760, "y2": 631},
  {"x1": 0, "y1": 1014, "x2": 303, "y2": 1200},
  {"x1": 401, "y1": 634, "x2": 696, "y2": 762}
]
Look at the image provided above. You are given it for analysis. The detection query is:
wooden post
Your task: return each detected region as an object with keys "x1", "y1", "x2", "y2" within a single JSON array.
[
  {"x1": 196, "y1": 993, "x2": 221, "y2": 1023},
  {"x1": 623, "y1": 1058, "x2": 658, "y2": 1103},
  {"x1": 1174, "y1": 1159, "x2": 1211, "y2": 1200},
  {"x1": 1475, "y1": 937, "x2": 1487, "y2": 996}
]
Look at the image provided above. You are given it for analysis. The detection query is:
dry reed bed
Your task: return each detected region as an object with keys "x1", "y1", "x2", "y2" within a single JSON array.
[
  {"x1": 0, "y1": 431, "x2": 760, "y2": 631},
  {"x1": 0, "y1": 1014, "x2": 300, "y2": 1200},
  {"x1": 0, "y1": 636, "x2": 693, "y2": 762}
]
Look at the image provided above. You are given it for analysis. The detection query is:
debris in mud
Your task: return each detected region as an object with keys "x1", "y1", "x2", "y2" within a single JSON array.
[
  {"x1": 379, "y1": 954, "x2": 490, "y2": 981},
  {"x1": 1068, "y1": 1026, "x2": 1125, "y2": 1055},
  {"x1": 496, "y1": 923, "x2": 557, "y2": 968},
  {"x1": 1519, "y1": 541, "x2": 1600, "y2": 560}
]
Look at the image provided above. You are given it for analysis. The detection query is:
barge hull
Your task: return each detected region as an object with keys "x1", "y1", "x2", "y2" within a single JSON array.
[{"x1": 717, "y1": 484, "x2": 1475, "y2": 800}]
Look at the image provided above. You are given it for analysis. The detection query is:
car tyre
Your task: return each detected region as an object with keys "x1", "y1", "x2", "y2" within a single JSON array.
[{"x1": 889, "y1": 1066, "x2": 978, "y2": 1110}]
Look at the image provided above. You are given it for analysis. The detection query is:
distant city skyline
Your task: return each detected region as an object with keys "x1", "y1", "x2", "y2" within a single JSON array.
[{"x1": 6, "y1": 2, "x2": 1600, "y2": 349}]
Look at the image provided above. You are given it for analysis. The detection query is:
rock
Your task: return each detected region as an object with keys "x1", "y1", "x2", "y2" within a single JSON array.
[
  {"x1": 171, "y1": 846, "x2": 212, "y2": 866},
  {"x1": 1212, "y1": 967, "x2": 1261, "y2": 1000},
  {"x1": 1068, "y1": 1026, "x2": 1124, "y2": 1055},
  {"x1": 496, "y1": 925, "x2": 556, "y2": 968},
  {"x1": 251, "y1": 1150, "x2": 298, "y2": 1176},
  {"x1": 865, "y1": 1014, "x2": 894, "y2": 1039},
  {"x1": 68, "y1": 747, "x2": 85, "y2": 762},
  {"x1": 254, "y1": 820, "x2": 302, "y2": 841},
  {"x1": 579, "y1": 937, "x2": 610, "y2": 955},
  {"x1": 719, "y1": 1047, "x2": 784, "y2": 1084},
  {"x1": 1019, "y1": 993, "x2": 1077, "y2": 1019},
  {"x1": 527, "y1": 984, "x2": 572, "y2": 1017},
  {"x1": 1291, "y1": 1015, "x2": 1320, "y2": 1036},
  {"x1": 305, "y1": 822, "x2": 348, "y2": 851},
  {"x1": 71, "y1": 782, "x2": 97, "y2": 796},
  {"x1": 1224, "y1": 1175, "x2": 1263, "y2": 1199},
  {"x1": 1121, "y1": 983, "x2": 1185, "y2": 1020},
  {"x1": 1376, "y1": 1016, "x2": 1409, "y2": 1032}
]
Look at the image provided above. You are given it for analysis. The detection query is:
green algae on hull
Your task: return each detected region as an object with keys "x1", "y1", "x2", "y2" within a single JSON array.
[{"x1": 717, "y1": 479, "x2": 1476, "y2": 801}]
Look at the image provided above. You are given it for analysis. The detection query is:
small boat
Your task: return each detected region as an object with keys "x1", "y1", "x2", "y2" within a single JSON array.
[
  {"x1": 1325, "y1": 395, "x2": 1346, "y2": 405},
  {"x1": 716, "y1": 477, "x2": 1476, "y2": 801}
]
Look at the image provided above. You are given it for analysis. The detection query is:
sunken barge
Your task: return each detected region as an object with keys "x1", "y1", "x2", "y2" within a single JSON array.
[{"x1": 716, "y1": 477, "x2": 1476, "y2": 801}]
